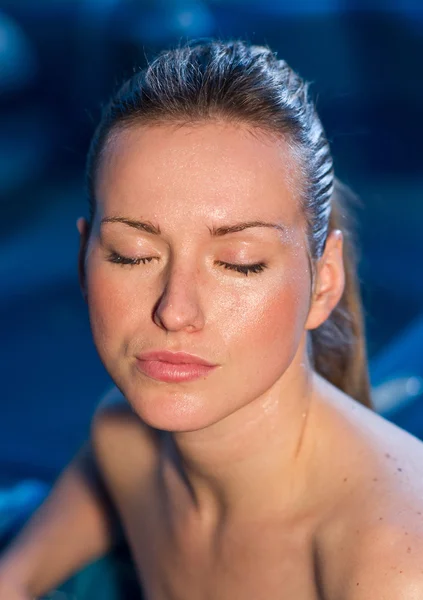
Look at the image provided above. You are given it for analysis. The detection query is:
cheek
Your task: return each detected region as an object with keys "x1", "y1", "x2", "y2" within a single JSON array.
[
  {"x1": 220, "y1": 268, "x2": 312, "y2": 372},
  {"x1": 85, "y1": 261, "x2": 150, "y2": 351}
]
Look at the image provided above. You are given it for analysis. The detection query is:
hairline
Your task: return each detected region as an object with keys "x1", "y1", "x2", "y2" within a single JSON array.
[{"x1": 90, "y1": 115, "x2": 307, "y2": 221}]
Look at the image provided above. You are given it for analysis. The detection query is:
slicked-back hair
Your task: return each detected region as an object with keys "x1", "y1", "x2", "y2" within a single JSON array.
[{"x1": 85, "y1": 40, "x2": 372, "y2": 408}]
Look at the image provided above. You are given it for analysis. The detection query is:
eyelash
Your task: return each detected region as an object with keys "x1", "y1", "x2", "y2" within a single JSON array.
[
  {"x1": 107, "y1": 252, "x2": 155, "y2": 266},
  {"x1": 107, "y1": 252, "x2": 267, "y2": 276},
  {"x1": 214, "y1": 260, "x2": 267, "y2": 276}
]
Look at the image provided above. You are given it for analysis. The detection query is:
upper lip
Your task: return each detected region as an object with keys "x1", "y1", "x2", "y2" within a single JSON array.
[{"x1": 137, "y1": 351, "x2": 217, "y2": 367}]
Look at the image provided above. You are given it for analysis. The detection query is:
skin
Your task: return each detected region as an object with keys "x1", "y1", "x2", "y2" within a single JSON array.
[
  {"x1": 79, "y1": 121, "x2": 343, "y2": 514},
  {"x1": 77, "y1": 121, "x2": 423, "y2": 599}
]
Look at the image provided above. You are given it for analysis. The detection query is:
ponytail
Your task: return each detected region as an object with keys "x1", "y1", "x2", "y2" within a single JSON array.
[{"x1": 309, "y1": 179, "x2": 373, "y2": 408}]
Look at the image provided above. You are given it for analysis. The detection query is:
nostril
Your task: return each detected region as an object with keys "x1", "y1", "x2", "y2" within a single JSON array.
[
  {"x1": 153, "y1": 297, "x2": 204, "y2": 333},
  {"x1": 151, "y1": 268, "x2": 205, "y2": 332}
]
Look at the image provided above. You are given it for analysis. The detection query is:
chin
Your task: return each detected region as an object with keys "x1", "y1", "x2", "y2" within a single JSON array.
[{"x1": 123, "y1": 386, "x2": 222, "y2": 433}]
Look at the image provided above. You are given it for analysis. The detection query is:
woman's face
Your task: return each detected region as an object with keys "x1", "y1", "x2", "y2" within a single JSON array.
[{"x1": 82, "y1": 122, "x2": 319, "y2": 431}]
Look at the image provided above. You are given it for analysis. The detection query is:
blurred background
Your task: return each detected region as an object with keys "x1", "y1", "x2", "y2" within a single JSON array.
[{"x1": 0, "y1": 0, "x2": 422, "y2": 541}]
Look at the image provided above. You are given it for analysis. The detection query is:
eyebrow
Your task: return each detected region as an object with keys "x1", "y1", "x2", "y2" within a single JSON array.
[
  {"x1": 209, "y1": 220, "x2": 285, "y2": 237},
  {"x1": 101, "y1": 217, "x2": 161, "y2": 235},
  {"x1": 101, "y1": 216, "x2": 285, "y2": 237}
]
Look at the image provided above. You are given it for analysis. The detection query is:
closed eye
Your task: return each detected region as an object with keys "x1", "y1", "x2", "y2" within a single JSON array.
[
  {"x1": 215, "y1": 260, "x2": 268, "y2": 276},
  {"x1": 107, "y1": 252, "x2": 157, "y2": 266},
  {"x1": 107, "y1": 252, "x2": 267, "y2": 276}
]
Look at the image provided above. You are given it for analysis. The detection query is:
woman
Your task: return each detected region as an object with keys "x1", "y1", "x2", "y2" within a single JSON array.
[{"x1": 1, "y1": 40, "x2": 423, "y2": 600}]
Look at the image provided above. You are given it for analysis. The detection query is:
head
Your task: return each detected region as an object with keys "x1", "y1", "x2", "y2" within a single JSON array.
[{"x1": 79, "y1": 40, "x2": 372, "y2": 432}]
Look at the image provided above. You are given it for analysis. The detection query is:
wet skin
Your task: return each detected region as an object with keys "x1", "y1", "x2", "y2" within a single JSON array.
[{"x1": 81, "y1": 122, "x2": 423, "y2": 599}]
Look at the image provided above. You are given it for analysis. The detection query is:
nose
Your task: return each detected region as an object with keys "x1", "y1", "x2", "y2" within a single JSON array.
[{"x1": 153, "y1": 263, "x2": 205, "y2": 333}]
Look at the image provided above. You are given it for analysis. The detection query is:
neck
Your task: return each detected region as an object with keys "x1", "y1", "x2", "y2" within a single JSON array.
[{"x1": 162, "y1": 337, "x2": 319, "y2": 525}]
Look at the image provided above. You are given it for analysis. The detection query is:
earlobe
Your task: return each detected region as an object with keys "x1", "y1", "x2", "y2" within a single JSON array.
[
  {"x1": 304, "y1": 230, "x2": 345, "y2": 331},
  {"x1": 77, "y1": 217, "x2": 89, "y2": 302}
]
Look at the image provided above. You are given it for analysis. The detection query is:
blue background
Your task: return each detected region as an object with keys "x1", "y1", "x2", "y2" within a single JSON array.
[{"x1": 1, "y1": 0, "x2": 422, "y2": 492}]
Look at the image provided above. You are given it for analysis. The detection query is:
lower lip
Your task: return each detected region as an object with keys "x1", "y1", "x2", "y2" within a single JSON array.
[{"x1": 136, "y1": 359, "x2": 217, "y2": 382}]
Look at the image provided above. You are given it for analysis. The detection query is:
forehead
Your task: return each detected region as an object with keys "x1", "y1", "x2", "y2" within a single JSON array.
[{"x1": 95, "y1": 121, "x2": 302, "y2": 228}]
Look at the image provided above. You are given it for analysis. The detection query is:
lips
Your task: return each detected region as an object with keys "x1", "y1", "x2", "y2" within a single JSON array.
[
  {"x1": 137, "y1": 351, "x2": 216, "y2": 366},
  {"x1": 135, "y1": 351, "x2": 218, "y2": 383}
]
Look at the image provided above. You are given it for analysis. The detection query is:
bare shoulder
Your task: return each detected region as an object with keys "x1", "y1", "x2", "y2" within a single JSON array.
[
  {"x1": 91, "y1": 386, "x2": 159, "y2": 489},
  {"x1": 318, "y1": 505, "x2": 423, "y2": 600},
  {"x1": 338, "y1": 519, "x2": 423, "y2": 599},
  {"x1": 311, "y1": 376, "x2": 423, "y2": 599}
]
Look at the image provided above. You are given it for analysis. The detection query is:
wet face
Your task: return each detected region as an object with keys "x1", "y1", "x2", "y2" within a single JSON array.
[{"x1": 81, "y1": 122, "x2": 318, "y2": 431}]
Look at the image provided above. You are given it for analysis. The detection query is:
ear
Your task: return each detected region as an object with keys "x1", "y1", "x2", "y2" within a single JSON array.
[
  {"x1": 77, "y1": 217, "x2": 89, "y2": 302},
  {"x1": 305, "y1": 229, "x2": 345, "y2": 331}
]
